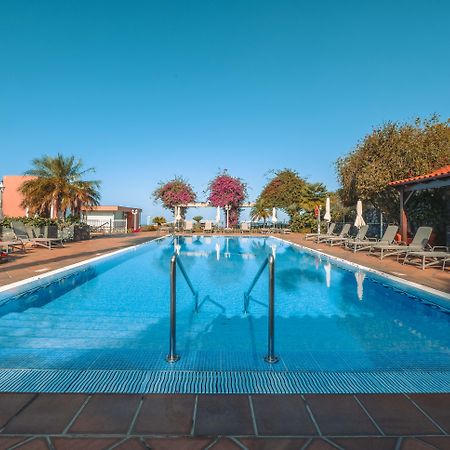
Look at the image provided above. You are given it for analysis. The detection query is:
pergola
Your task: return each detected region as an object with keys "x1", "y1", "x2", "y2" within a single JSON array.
[{"x1": 388, "y1": 165, "x2": 450, "y2": 242}]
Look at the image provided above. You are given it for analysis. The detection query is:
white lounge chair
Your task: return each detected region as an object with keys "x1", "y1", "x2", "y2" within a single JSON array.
[
  {"x1": 240, "y1": 222, "x2": 250, "y2": 233},
  {"x1": 329, "y1": 225, "x2": 368, "y2": 247},
  {"x1": 204, "y1": 221, "x2": 213, "y2": 233},
  {"x1": 346, "y1": 225, "x2": 399, "y2": 253},
  {"x1": 11, "y1": 222, "x2": 64, "y2": 250},
  {"x1": 323, "y1": 224, "x2": 351, "y2": 245},
  {"x1": 184, "y1": 221, "x2": 193, "y2": 233},
  {"x1": 305, "y1": 223, "x2": 335, "y2": 241},
  {"x1": 370, "y1": 226, "x2": 433, "y2": 260},
  {"x1": 0, "y1": 239, "x2": 26, "y2": 253},
  {"x1": 403, "y1": 246, "x2": 449, "y2": 270}
]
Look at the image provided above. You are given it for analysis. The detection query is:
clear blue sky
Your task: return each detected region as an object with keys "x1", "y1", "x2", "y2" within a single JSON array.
[{"x1": 1, "y1": 0, "x2": 449, "y2": 222}]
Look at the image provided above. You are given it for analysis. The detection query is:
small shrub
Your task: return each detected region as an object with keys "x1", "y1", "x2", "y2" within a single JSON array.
[
  {"x1": 152, "y1": 216, "x2": 166, "y2": 226},
  {"x1": 140, "y1": 225, "x2": 158, "y2": 232}
]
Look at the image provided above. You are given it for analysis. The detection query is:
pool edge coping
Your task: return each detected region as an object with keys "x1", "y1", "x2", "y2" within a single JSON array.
[
  {"x1": 271, "y1": 235, "x2": 450, "y2": 305},
  {"x1": 0, "y1": 232, "x2": 448, "y2": 303},
  {"x1": 0, "y1": 234, "x2": 171, "y2": 295}
]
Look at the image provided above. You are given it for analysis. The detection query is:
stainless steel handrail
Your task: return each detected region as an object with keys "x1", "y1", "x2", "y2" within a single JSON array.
[
  {"x1": 244, "y1": 254, "x2": 278, "y2": 364},
  {"x1": 244, "y1": 257, "x2": 269, "y2": 313},
  {"x1": 166, "y1": 252, "x2": 199, "y2": 363},
  {"x1": 264, "y1": 254, "x2": 278, "y2": 363}
]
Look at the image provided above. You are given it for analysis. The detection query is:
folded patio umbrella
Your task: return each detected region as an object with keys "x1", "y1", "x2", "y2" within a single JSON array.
[
  {"x1": 272, "y1": 207, "x2": 278, "y2": 224},
  {"x1": 215, "y1": 206, "x2": 221, "y2": 225},
  {"x1": 354, "y1": 200, "x2": 366, "y2": 228},
  {"x1": 324, "y1": 197, "x2": 331, "y2": 222}
]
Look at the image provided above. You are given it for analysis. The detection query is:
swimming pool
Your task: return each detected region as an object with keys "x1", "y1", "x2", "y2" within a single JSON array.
[{"x1": 0, "y1": 235, "x2": 449, "y2": 394}]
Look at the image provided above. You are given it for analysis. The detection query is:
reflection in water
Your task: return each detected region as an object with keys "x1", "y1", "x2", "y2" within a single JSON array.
[
  {"x1": 324, "y1": 261, "x2": 331, "y2": 288},
  {"x1": 271, "y1": 243, "x2": 277, "y2": 259},
  {"x1": 224, "y1": 238, "x2": 231, "y2": 258},
  {"x1": 355, "y1": 271, "x2": 366, "y2": 301},
  {"x1": 215, "y1": 242, "x2": 220, "y2": 261}
]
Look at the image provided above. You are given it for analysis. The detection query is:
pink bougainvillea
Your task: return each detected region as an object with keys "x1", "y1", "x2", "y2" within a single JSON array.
[
  {"x1": 153, "y1": 177, "x2": 196, "y2": 214},
  {"x1": 207, "y1": 171, "x2": 247, "y2": 227}
]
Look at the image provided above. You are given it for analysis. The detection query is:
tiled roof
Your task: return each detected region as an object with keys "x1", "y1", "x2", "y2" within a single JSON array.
[{"x1": 388, "y1": 164, "x2": 450, "y2": 186}]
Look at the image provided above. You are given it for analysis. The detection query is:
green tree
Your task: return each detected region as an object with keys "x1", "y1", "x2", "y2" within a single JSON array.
[
  {"x1": 193, "y1": 215, "x2": 203, "y2": 224},
  {"x1": 20, "y1": 154, "x2": 100, "y2": 219},
  {"x1": 336, "y1": 115, "x2": 450, "y2": 223},
  {"x1": 250, "y1": 199, "x2": 271, "y2": 225},
  {"x1": 257, "y1": 169, "x2": 327, "y2": 227},
  {"x1": 152, "y1": 216, "x2": 167, "y2": 226}
]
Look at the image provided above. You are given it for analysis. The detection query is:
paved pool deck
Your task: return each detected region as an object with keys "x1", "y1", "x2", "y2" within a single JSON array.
[
  {"x1": 0, "y1": 232, "x2": 449, "y2": 448},
  {"x1": 0, "y1": 393, "x2": 448, "y2": 449}
]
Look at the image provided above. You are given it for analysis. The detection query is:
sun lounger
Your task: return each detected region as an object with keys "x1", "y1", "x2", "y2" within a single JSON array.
[
  {"x1": 369, "y1": 226, "x2": 432, "y2": 260},
  {"x1": 0, "y1": 239, "x2": 26, "y2": 253},
  {"x1": 323, "y1": 224, "x2": 351, "y2": 245},
  {"x1": 402, "y1": 246, "x2": 449, "y2": 270},
  {"x1": 204, "y1": 221, "x2": 213, "y2": 233},
  {"x1": 184, "y1": 221, "x2": 193, "y2": 233},
  {"x1": 11, "y1": 222, "x2": 64, "y2": 250},
  {"x1": 305, "y1": 223, "x2": 336, "y2": 241},
  {"x1": 329, "y1": 225, "x2": 368, "y2": 247},
  {"x1": 346, "y1": 225, "x2": 399, "y2": 253},
  {"x1": 240, "y1": 222, "x2": 250, "y2": 233}
]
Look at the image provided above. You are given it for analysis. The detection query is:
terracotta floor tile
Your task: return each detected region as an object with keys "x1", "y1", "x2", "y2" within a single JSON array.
[
  {"x1": 410, "y1": 394, "x2": 450, "y2": 433},
  {"x1": 68, "y1": 394, "x2": 140, "y2": 434},
  {"x1": 357, "y1": 395, "x2": 442, "y2": 436},
  {"x1": 210, "y1": 437, "x2": 243, "y2": 449},
  {"x1": 332, "y1": 437, "x2": 398, "y2": 450},
  {"x1": 143, "y1": 437, "x2": 213, "y2": 450},
  {"x1": 15, "y1": 438, "x2": 49, "y2": 450},
  {"x1": 133, "y1": 394, "x2": 194, "y2": 434},
  {"x1": 251, "y1": 395, "x2": 316, "y2": 436},
  {"x1": 111, "y1": 438, "x2": 147, "y2": 450},
  {"x1": 52, "y1": 438, "x2": 119, "y2": 450},
  {"x1": 3, "y1": 394, "x2": 87, "y2": 434},
  {"x1": 417, "y1": 436, "x2": 450, "y2": 450},
  {"x1": 239, "y1": 437, "x2": 308, "y2": 449},
  {"x1": 0, "y1": 436, "x2": 29, "y2": 450},
  {"x1": 400, "y1": 438, "x2": 437, "y2": 450},
  {"x1": 0, "y1": 394, "x2": 35, "y2": 428},
  {"x1": 306, "y1": 439, "x2": 339, "y2": 450},
  {"x1": 195, "y1": 395, "x2": 254, "y2": 436},
  {"x1": 306, "y1": 395, "x2": 380, "y2": 436}
]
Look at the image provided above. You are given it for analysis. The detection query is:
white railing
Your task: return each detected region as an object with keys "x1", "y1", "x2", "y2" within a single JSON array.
[{"x1": 85, "y1": 219, "x2": 127, "y2": 233}]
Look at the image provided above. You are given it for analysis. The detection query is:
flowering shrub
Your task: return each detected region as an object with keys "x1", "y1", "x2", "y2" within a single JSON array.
[
  {"x1": 153, "y1": 177, "x2": 196, "y2": 214},
  {"x1": 207, "y1": 171, "x2": 247, "y2": 227}
]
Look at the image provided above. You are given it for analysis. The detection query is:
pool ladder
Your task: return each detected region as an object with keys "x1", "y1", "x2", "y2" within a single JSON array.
[
  {"x1": 166, "y1": 252, "x2": 278, "y2": 364},
  {"x1": 166, "y1": 252, "x2": 199, "y2": 363},
  {"x1": 244, "y1": 254, "x2": 278, "y2": 363}
]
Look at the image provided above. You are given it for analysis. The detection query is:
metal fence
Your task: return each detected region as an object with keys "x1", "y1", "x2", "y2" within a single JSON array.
[{"x1": 84, "y1": 219, "x2": 127, "y2": 234}]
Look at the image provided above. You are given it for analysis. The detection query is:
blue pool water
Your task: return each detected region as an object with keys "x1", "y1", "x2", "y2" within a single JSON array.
[{"x1": 0, "y1": 235, "x2": 449, "y2": 393}]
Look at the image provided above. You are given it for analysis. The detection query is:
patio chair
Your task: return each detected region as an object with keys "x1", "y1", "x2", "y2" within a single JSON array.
[
  {"x1": 305, "y1": 223, "x2": 335, "y2": 241},
  {"x1": 402, "y1": 246, "x2": 449, "y2": 270},
  {"x1": 329, "y1": 225, "x2": 368, "y2": 247},
  {"x1": 204, "y1": 221, "x2": 213, "y2": 233},
  {"x1": 240, "y1": 222, "x2": 250, "y2": 233},
  {"x1": 0, "y1": 239, "x2": 26, "y2": 254},
  {"x1": 184, "y1": 221, "x2": 193, "y2": 233},
  {"x1": 11, "y1": 222, "x2": 64, "y2": 250},
  {"x1": 369, "y1": 226, "x2": 433, "y2": 260},
  {"x1": 346, "y1": 225, "x2": 399, "y2": 253},
  {"x1": 322, "y1": 223, "x2": 351, "y2": 245}
]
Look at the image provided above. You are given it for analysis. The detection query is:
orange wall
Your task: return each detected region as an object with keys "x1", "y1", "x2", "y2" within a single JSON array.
[{"x1": 2, "y1": 175, "x2": 36, "y2": 217}]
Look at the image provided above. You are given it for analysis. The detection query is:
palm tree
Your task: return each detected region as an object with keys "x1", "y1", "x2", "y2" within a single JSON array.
[
  {"x1": 20, "y1": 154, "x2": 101, "y2": 219},
  {"x1": 250, "y1": 199, "x2": 271, "y2": 225}
]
